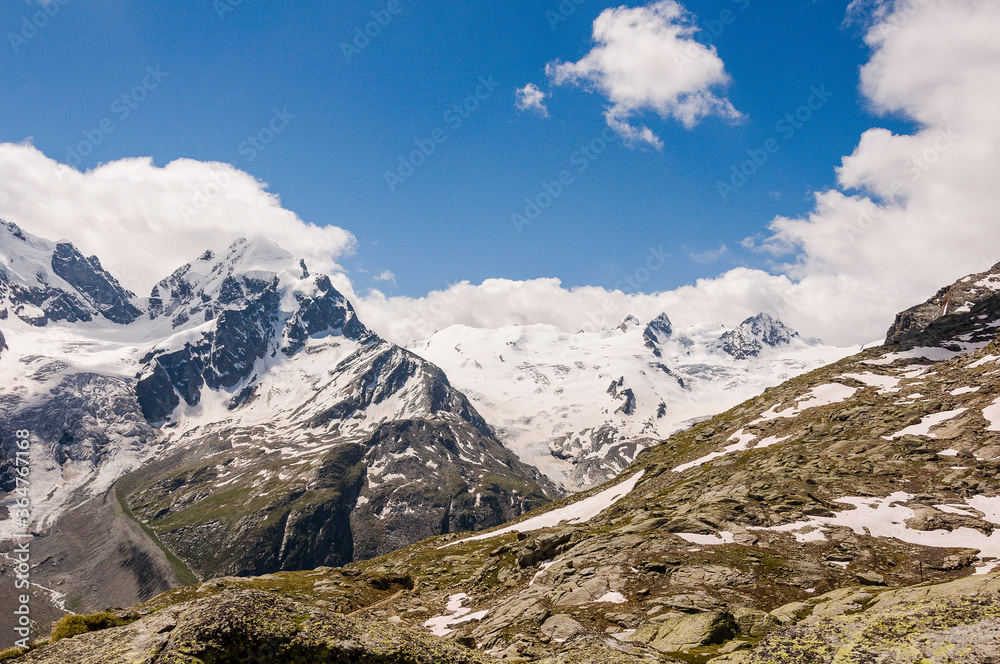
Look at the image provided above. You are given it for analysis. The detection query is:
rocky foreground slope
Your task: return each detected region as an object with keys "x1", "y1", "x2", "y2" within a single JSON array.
[{"x1": 6, "y1": 263, "x2": 1000, "y2": 662}]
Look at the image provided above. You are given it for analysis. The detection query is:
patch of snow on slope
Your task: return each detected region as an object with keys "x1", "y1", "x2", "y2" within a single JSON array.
[
  {"x1": 674, "y1": 531, "x2": 735, "y2": 545},
  {"x1": 673, "y1": 436, "x2": 755, "y2": 473},
  {"x1": 883, "y1": 408, "x2": 967, "y2": 439},
  {"x1": 968, "y1": 355, "x2": 999, "y2": 369},
  {"x1": 752, "y1": 492, "x2": 1000, "y2": 574},
  {"x1": 445, "y1": 470, "x2": 644, "y2": 546},
  {"x1": 982, "y1": 398, "x2": 1000, "y2": 432},
  {"x1": 840, "y1": 372, "x2": 901, "y2": 393},
  {"x1": 865, "y1": 347, "x2": 966, "y2": 365},
  {"x1": 424, "y1": 593, "x2": 488, "y2": 636},
  {"x1": 756, "y1": 434, "x2": 792, "y2": 449},
  {"x1": 595, "y1": 592, "x2": 627, "y2": 604},
  {"x1": 751, "y1": 383, "x2": 857, "y2": 425},
  {"x1": 672, "y1": 385, "x2": 857, "y2": 474}
]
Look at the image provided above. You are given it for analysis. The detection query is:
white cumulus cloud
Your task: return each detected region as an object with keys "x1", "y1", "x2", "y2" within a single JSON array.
[
  {"x1": 0, "y1": 142, "x2": 355, "y2": 293},
  {"x1": 361, "y1": 0, "x2": 1000, "y2": 348},
  {"x1": 515, "y1": 83, "x2": 549, "y2": 116},
  {"x1": 759, "y1": 0, "x2": 1000, "y2": 309},
  {"x1": 373, "y1": 269, "x2": 397, "y2": 285},
  {"x1": 546, "y1": 0, "x2": 740, "y2": 147}
]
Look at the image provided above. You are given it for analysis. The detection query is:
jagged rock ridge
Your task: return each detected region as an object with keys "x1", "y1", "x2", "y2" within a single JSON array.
[
  {"x1": 886, "y1": 260, "x2": 1000, "y2": 349},
  {"x1": 717, "y1": 312, "x2": 800, "y2": 360}
]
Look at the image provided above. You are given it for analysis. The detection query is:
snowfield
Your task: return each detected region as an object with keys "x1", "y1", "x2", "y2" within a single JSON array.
[
  {"x1": 883, "y1": 408, "x2": 968, "y2": 439},
  {"x1": 445, "y1": 470, "x2": 645, "y2": 546},
  {"x1": 411, "y1": 317, "x2": 856, "y2": 490}
]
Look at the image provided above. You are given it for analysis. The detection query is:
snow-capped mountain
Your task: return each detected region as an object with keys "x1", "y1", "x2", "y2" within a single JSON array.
[
  {"x1": 410, "y1": 312, "x2": 856, "y2": 491},
  {"x1": 0, "y1": 222, "x2": 554, "y2": 614},
  {"x1": 716, "y1": 312, "x2": 803, "y2": 359}
]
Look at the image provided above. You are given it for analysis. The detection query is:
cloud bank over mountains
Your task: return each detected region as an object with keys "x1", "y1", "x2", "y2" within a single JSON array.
[
  {"x1": 1, "y1": 0, "x2": 997, "y2": 348},
  {"x1": 0, "y1": 143, "x2": 355, "y2": 292}
]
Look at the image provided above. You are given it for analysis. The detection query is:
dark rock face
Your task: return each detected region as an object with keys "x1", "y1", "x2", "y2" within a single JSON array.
[
  {"x1": 885, "y1": 261, "x2": 1000, "y2": 348},
  {"x1": 155, "y1": 442, "x2": 370, "y2": 576},
  {"x1": 277, "y1": 444, "x2": 368, "y2": 571},
  {"x1": 4, "y1": 220, "x2": 26, "y2": 241},
  {"x1": 205, "y1": 279, "x2": 279, "y2": 389},
  {"x1": 614, "y1": 388, "x2": 637, "y2": 416},
  {"x1": 0, "y1": 328, "x2": 5, "y2": 357},
  {"x1": 606, "y1": 378, "x2": 637, "y2": 415},
  {"x1": 0, "y1": 265, "x2": 95, "y2": 326},
  {"x1": 282, "y1": 274, "x2": 372, "y2": 354},
  {"x1": 50, "y1": 242, "x2": 142, "y2": 324},
  {"x1": 134, "y1": 357, "x2": 183, "y2": 422},
  {"x1": 136, "y1": 278, "x2": 280, "y2": 422},
  {"x1": 719, "y1": 313, "x2": 798, "y2": 359},
  {"x1": 643, "y1": 313, "x2": 673, "y2": 356},
  {"x1": 350, "y1": 419, "x2": 551, "y2": 561}
]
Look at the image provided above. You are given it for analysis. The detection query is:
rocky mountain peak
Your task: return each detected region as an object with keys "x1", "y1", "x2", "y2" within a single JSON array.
[
  {"x1": 50, "y1": 241, "x2": 142, "y2": 324},
  {"x1": 148, "y1": 236, "x2": 301, "y2": 327},
  {"x1": 3, "y1": 219, "x2": 27, "y2": 241},
  {"x1": 718, "y1": 312, "x2": 799, "y2": 360},
  {"x1": 137, "y1": 241, "x2": 375, "y2": 423},
  {"x1": 616, "y1": 314, "x2": 641, "y2": 332},
  {"x1": 644, "y1": 312, "x2": 673, "y2": 337},
  {"x1": 885, "y1": 261, "x2": 1000, "y2": 350},
  {"x1": 642, "y1": 313, "x2": 673, "y2": 356},
  {"x1": 0, "y1": 221, "x2": 141, "y2": 326}
]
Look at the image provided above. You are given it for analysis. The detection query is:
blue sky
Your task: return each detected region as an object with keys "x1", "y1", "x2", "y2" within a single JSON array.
[{"x1": 1, "y1": 0, "x2": 916, "y2": 298}]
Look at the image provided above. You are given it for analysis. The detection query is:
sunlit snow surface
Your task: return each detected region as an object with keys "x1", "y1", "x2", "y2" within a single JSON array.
[
  {"x1": 411, "y1": 322, "x2": 856, "y2": 490},
  {"x1": 840, "y1": 372, "x2": 901, "y2": 393},
  {"x1": 983, "y1": 398, "x2": 1000, "y2": 432},
  {"x1": 445, "y1": 470, "x2": 644, "y2": 547},
  {"x1": 738, "y1": 493, "x2": 1000, "y2": 574},
  {"x1": 424, "y1": 593, "x2": 488, "y2": 636},
  {"x1": 595, "y1": 592, "x2": 627, "y2": 604},
  {"x1": 883, "y1": 408, "x2": 968, "y2": 439}
]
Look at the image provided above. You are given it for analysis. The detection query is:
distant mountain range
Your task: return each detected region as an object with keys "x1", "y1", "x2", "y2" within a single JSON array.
[{"x1": 411, "y1": 311, "x2": 854, "y2": 490}]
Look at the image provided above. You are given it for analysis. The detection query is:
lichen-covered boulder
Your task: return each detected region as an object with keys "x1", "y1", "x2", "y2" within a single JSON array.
[
  {"x1": 743, "y1": 575, "x2": 1000, "y2": 664},
  {"x1": 14, "y1": 588, "x2": 491, "y2": 664}
]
